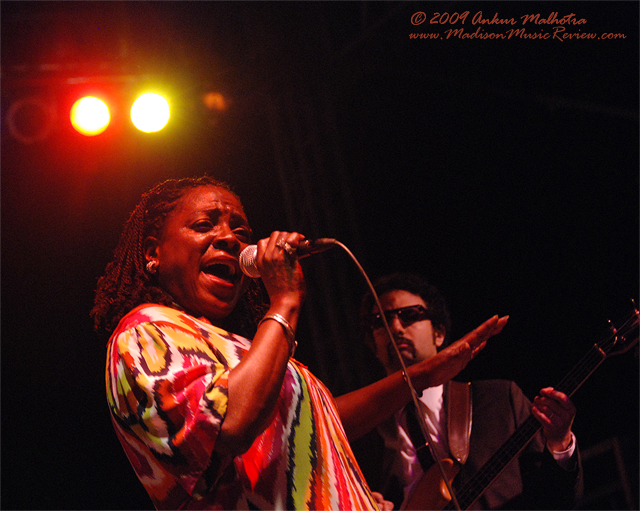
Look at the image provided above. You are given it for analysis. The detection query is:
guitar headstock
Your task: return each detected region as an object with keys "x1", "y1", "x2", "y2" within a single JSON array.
[{"x1": 600, "y1": 301, "x2": 639, "y2": 358}]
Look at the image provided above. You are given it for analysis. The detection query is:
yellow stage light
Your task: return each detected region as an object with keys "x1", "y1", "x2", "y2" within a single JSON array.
[{"x1": 131, "y1": 93, "x2": 170, "y2": 133}]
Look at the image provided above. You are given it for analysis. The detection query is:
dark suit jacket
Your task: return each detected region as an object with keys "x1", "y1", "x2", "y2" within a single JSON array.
[{"x1": 353, "y1": 379, "x2": 583, "y2": 510}]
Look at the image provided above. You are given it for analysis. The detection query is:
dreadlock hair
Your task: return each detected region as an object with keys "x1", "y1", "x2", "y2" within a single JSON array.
[
  {"x1": 359, "y1": 272, "x2": 452, "y2": 354},
  {"x1": 91, "y1": 176, "x2": 269, "y2": 338}
]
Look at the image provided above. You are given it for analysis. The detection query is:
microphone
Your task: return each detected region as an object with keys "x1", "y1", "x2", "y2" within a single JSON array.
[{"x1": 239, "y1": 238, "x2": 337, "y2": 278}]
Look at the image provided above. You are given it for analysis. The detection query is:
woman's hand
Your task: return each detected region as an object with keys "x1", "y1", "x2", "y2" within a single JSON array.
[
  {"x1": 255, "y1": 231, "x2": 306, "y2": 310},
  {"x1": 411, "y1": 315, "x2": 509, "y2": 390},
  {"x1": 336, "y1": 315, "x2": 508, "y2": 441},
  {"x1": 371, "y1": 492, "x2": 394, "y2": 511}
]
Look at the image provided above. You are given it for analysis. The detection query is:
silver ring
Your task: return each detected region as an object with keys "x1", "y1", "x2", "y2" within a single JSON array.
[{"x1": 276, "y1": 239, "x2": 295, "y2": 256}]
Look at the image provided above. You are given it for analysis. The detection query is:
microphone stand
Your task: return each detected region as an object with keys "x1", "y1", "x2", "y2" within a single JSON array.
[{"x1": 335, "y1": 240, "x2": 462, "y2": 511}]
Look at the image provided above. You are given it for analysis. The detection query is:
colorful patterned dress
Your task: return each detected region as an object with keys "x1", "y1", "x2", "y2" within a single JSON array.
[{"x1": 106, "y1": 304, "x2": 379, "y2": 510}]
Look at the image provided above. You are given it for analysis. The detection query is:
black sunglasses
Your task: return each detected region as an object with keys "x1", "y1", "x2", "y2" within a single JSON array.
[{"x1": 369, "y1": 305, "x2": 432, "y2": 330}]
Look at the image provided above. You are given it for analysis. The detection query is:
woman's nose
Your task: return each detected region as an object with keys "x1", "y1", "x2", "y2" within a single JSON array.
[{"x1": 213, "y1": 227, "x2": 241, "y2": 254}]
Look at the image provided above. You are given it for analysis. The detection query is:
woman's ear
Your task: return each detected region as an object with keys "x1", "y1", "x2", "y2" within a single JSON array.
[{"x1": 143, "y1": 236, "x2": 159, "y2": 263}]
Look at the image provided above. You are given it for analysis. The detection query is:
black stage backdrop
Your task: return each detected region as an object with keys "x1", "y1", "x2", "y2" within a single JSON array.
[{"x1": 2, "y1": 2, "x2": 638, "y2": 509}]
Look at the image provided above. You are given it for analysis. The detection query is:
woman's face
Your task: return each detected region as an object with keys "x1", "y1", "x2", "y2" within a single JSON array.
[{"x1": 146, "y1": 185, "x2": 252, "y2": 323}]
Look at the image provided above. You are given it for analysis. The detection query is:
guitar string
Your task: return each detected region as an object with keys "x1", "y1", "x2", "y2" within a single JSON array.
[
  {"x1": 444, "y1": 340, "x2": 612, "y2": 510},
  {"x1": 444, "y1": 312, "x2": 638, "y2": 509}
]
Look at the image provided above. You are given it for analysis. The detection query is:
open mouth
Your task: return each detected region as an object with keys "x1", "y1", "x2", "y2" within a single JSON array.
[{"x1": 202, "y1": 263, "x2": 238, "y2": 283}]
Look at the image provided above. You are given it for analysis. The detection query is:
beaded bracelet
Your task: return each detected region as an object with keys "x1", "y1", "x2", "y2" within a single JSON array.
[{"x1": 258, "y1": 313, "x2": 298, "y2": 356}]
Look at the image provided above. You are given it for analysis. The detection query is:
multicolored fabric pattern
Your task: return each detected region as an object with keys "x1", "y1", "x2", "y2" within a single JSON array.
[{"x1": 106, "y1": 304, "x2": 379, "y2": 510}]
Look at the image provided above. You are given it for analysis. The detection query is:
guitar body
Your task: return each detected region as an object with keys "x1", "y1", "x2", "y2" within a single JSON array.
[{"x1": 401, "y1": 458, "x2": 460, "y2": 510}]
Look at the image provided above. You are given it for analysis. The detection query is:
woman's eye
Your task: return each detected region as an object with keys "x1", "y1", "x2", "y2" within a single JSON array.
[
  {"x1": 234, "y1": 228, "x2": 252, "y2": 241},
  {"x1": 193, "y1": 221, "x2": 213, "y2": 232}
]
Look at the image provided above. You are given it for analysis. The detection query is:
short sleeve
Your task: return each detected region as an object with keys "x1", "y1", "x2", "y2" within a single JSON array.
[{"x1": 106, "y1": 306, "x2": 241, "y2": 495}]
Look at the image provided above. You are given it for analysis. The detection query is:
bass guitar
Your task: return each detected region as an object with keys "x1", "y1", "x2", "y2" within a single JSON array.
[{"x1": 402, "y1": 306, "x2": 639, "y2": 510}]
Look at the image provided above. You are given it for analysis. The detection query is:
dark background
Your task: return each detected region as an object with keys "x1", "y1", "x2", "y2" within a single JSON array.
[{"x1": 2, "y1": 2, "x2": 638, "y2": 510}]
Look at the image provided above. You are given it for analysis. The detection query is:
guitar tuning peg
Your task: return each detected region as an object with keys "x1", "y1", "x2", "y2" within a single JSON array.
[{"x1": 607, "y1": 319, "x2": 617, "y2": 334}]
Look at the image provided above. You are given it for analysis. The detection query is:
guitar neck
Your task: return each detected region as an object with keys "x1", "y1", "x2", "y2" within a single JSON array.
[{"x1": 445, "y1": 342, "x2": 609, "y2": 510}]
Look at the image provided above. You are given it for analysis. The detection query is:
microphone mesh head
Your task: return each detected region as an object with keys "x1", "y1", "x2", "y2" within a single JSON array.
[{"x1": 239, "y1": 245, "x2": 261, "y2": 278}]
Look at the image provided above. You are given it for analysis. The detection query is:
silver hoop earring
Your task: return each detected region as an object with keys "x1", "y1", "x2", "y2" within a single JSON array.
[{"x1": 146, "y1": 260, "x2": 158, "y2": 274}]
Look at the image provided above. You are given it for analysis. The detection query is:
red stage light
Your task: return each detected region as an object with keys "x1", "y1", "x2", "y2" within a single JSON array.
[{"x1": 70, "y1": 96, "x2": 110, "y2": 136}]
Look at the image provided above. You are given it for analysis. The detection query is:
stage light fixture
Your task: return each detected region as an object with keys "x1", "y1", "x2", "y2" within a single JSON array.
[
  {"x1": 6, "y1": 96, "x2": 57, "y2": 144},
  {"x1": 4, "y1": 76, "x2": 222, "y2": 143},
  {"x1": 203, "y1": 92, "x2": 227, "y2": 112},
  {"x1": 70, "y1": 96, "x2": 110, "y2": 136},
  {"x1": 130, "y1": 93, "x2": 170, "y2": 133}
]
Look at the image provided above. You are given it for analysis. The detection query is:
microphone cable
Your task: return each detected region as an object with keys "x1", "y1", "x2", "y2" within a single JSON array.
[{"x1": 333, "y1": 240, "x2": 462, "y2": 511}]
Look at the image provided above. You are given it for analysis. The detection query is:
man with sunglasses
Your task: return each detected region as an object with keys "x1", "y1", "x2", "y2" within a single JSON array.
[{"x1": 350, "y1": 273, "x2": 582, "y2": 510}]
